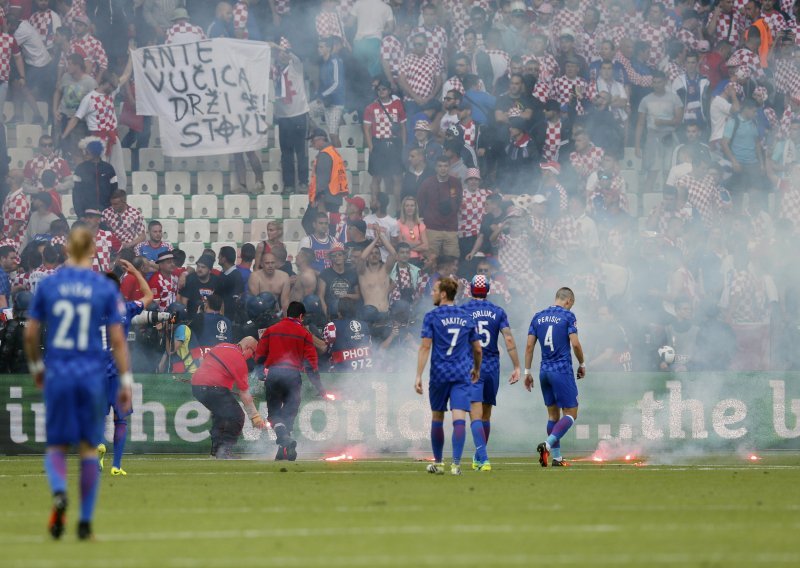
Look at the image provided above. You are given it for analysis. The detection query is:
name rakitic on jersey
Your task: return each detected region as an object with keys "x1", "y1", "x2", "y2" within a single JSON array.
[{"x1": 440, "y1": 317, "x2": 468, "y2": 326}]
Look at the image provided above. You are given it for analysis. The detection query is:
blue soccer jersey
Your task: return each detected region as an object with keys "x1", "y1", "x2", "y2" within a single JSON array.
[
  {"x1": 461, "y1": 299, "x2": 509, "y2": 361},
  {"x1": 29, "y1": 267, "x2": 124, "y2": 362},
  {"x1": 528, "y1": 305, "x2": 578, "y2": 375},
  {"x1": 421, "y1": 304, "x2": 479, "y2": 384}
]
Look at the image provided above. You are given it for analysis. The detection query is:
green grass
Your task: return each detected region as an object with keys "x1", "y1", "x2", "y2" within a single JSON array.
[{"x1": 1, "y1": 454, "x2": 799, "y2": 567}]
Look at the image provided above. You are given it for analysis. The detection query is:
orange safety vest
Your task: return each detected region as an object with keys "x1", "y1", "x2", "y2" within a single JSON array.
[
  {"x1": 308, "y1": 145, "x2": 349, "y2": 204},
  {"x1": 746, "y1": 19, "x2": 773, "y2": 68}
]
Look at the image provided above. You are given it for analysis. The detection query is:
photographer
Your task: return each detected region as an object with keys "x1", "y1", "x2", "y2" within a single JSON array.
[
  {"x1": 322, "y1": 297, "x2": 373, "y2": 372},
  {"x1": 0, "y1": 291, "x2": 34, "y2": 373}
]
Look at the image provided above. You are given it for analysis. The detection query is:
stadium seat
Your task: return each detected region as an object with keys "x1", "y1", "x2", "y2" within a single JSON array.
[
  {"x1": 159, "y1": 218, "x2": 180, "y2": 243},
  {"x1": 338, "y1": 147, "x2": 358, "y2": 170},
  {"x1": 170, "y1": 156, "x2": 199, "y2": 171},
  {"x1": 15, "y1": 124, "x2": 42, "y2": 148},
  {"x1": 217, "y1": 218, "x2": 245, "y2": 243},
  {"x1": 284, "y1": 240, "x2": 299, "y2": 260},
  {"x1": 289, "y1": 194, "x2": 309, "y2": 218},
  {"x1": 256, "y1": 195, "x2": 282, "y2": 218},
  {"x1": 641, "y1": 193, "x2": 662, "y2": 216},
  {"x1": 151, "y1": 119, "x2": 161, "y2": 147},
  {"x1": 626, "y1": 193, "x2": 639, "y2": 216},
  {"x1": 158, "y1": 195, "x2": 185, "y2": 219},
  {"x1": 250, "y1": 219, "x2": 271, "y2": 241},
  {"x1": 121, "y1": 148, "x2": 132, "y2": 172},
  {"x1": 211, "y1": 241, "x2": 238, "y2": 259},
  {"x1": 61, "y1": 194, "x2": 76, "y2": 219},
  {"x1": 202, "y1": 155, "x2": 230, "y2": 171},
  {"x1": 268, "y1": 148, "x2": 282, "y2": 170},
  {"x1": 362, "y1": 148, "x2": 369, "y2": 168},
  {"x1": 283, "y1": 218, "x2": 305, "y2": 241},
  {"x1": 140, "y1": 148, "x2": 164, "y2": 172},
  {"x1": 2, "y1": 101, "x2": 12, "y2": 122},
  {"x1": 8, "y1": 148, "x2": 33, "y2": 169},
  {"x1": 191, "y1": 194, "x2": 218, "y2": 219},
  {"x1": 340, "y1": 124, "x2": 364, "y2": 148},
  {"x1": 223, "y1": 194, "x2": 251, "y2": 219},
  {"x1": 262, "y1": 171, "x2": 283, "y2": 194},
  {"x1": 164, "y1": 171, "x2": 191, "y2": 195},
  {"x1": 620, "y1": 169, "x2": 639, "y2": 194},
  {"x1": 358, "y1": 171, "x2": 373, "y2": 193},
  {"x1": 127, "y1": 194, "x2": 153, "y2": 219},
  {"x1": 183, "y1": 219, "x2": 211, "y2": 242},
  {"x1": 178, "y1": 242, "x2": 206, "y2": 265},
  {"x1": 622, "y1": 147, "x2": 642, "y2": 171},
  {"x1": 131, "y1": 171, "x2": 157, "y2": 195},
  {"x1": 197, "y1": 171, "x2": 224, "y2": 195}
]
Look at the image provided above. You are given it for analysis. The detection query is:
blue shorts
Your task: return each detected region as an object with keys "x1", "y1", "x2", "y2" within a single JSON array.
[
  {"x1": 106, "y1": 358, "x2": 133, "y2": 419},
  {"x1": 429, "y1": 381, "x2": 471, "y2": 412},
  {"x1": 539, "y1": 370, "x2": 579, "y2": 409},
  {"x1": 44, "y1": 358, "x2": 107, "y2": 447},
  {"x1": 471, "y1": 367, "x2": 500, "y2": 406}
]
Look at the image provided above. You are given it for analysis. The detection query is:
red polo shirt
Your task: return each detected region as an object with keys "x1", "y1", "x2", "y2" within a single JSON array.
[
  {"x1": 191, "y1": 343, "x2": 250, "y2": 391},
  {"x1": 255, "y1": 317, "x2": 319, "y2": 372}
]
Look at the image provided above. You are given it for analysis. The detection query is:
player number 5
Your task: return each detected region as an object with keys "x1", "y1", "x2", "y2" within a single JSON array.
[
  {"x1": 477, "y1": 320, "x2": 490, "y2": 347},
  {"x1": 544, "y1": 325, "x2": 554, "y2": 352},
  {"x1": 446, "y1": 328, "x2": 460, "y2": 356}
]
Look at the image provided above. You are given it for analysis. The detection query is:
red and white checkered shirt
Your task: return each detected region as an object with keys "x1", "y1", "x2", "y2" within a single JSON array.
[
  {"x1": 149, "y1": 270, "x2": 179, "y2": 311},
  {"x1": 569, "y1": 145, "x2": 604, "y2": 179},
  {"x1": 761, "y1": 10, "x2": 789, "y2": 38},
  {"x1": 523, "y1": 53, "x2": 559, "y2": 83},
  {"x1": 730, "y1": 48, "x2": 763, "y2": 80},
  {"x1": 676, "y1": 173, "x2": 721, "y2": 228},
  {"x1": 647, "y1": 202, "x2": 694, "y2": 234},
  {"x1": 274, "y1": 0, "x2": 291, "y2": 15},
  {"x1": 553, "y1": 8, "x2": 585, "y2": 37},
  {"x1": 400, "y1": 53, "x2": 441, "y2": 100},
  {"x1": 0, "y1": 33, "x2": 21, "y2": 83},
  {"x1": 364, "y1": 96, "x2": 406, "y2": 139},
  {"x1": 445, "y1": 0, "x2": 491, "y2": 43},
  {"x1": 773, "y1": 58, "x2": 800, "y2": 97},
  {"x1": 638, "y1": 22, "x2": 670, "y2": 68},
  {"x1": 77, "y1": 90, "x2": 117, "y2": 132},
  {"x1": 63, "y1": 0, "x2": 86, "y2": 28},
  {"x1": 316, "y1": 11, "x2": 345, "y2": 40},
  {"x1": 380, "y1": 34, "x2": 405, "y2": 78},
  {"x1": 778, "y1": 180, "x2": 800, "y2": 232},
  {"x1": 713, "y1": 11, "x2": 745, "y2": 46},
  {"x1": 23, "y1": 154, "x2": 71, "y2": 190},
  {"x1": 28, "y1": 266, "x2": 58, "y2": 294},
  {"x1": 410, "y1": 25, "x2": 448, "y2": 68},
  {"x1": 615, "y1": 53, "x2": 654, "y2": 88},
  {"x1": 92, "y1": 229, "x2": 118, "y2": 273},
  {"x1": 102, "y1": 205, "x2": 145, "y2": 245},
  {"x1": 2, "y1": 189, "x2": 29, "y2": 247},
  {"x1": 542, "y1": 119, "x2": 563, "y2": 162},
  {"x1": 676, "y1": 28, "x2": 704, "y2": 52},
  {"x1": 549, "y1": 76, "x2": 595, "y2": 115},
  {"x1": 458, "y1": 188, "x2": 490, "y2": 238},
  {"x1": 665, "y1": 61, "x2": 684, "y2": 83},
  {"x1": 28, "y1": 9, "x2": 61, "y2": 49},
  {"x1": 12, "y1": 271, "x2": 30, "y2": 291},
  {"x1": 68, "y1": 34, "x2": 108, "y2": 78},
  {"x1": 233, "y1": 1, "x2": 249, "y2": 39},
  {"x1": 165, "y1": 22, "x2": 207, "y2": 45},
  {"x1": 550, "y1": 212, "x2": 581, "y2": 264},
  {"x1": 442, "y1": 75, "x2": 486, "y2": 98},
  {"x1": 577, "y1": 28, "x2": 599, "y2": 64},
  {"x1": 497, "y1": 233, "x2": 535, "y2": 279},
  {"x1": 724, "y1": 269, "x2": 766, "y2": 324},
  {"x1": 601, "y1": 23, "x2": 629, "y2": 50},
  {"x1": 780, "y1": 107, "x2": 798, "y2": 137}
]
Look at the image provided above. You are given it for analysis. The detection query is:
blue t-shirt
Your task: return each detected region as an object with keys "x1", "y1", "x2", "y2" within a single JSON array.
[
  {"x1": 29, "y1": 266, "x2": 124, "y2": 362},
  {"x1": 102, "y1": 300, "x2": 144, "y2": 353},
  {"x1": 421, "y1": 304, "x2": 479, "y2": 384},
  {"x1": 461, "y1": 299, "x2": 509, "y2": 360},
  {"x1": 528, "y1": 305, "x2": 578, "y2": 375},
  {"x1": 0, "y1": 267, "x2": 10, "y2": 306}
]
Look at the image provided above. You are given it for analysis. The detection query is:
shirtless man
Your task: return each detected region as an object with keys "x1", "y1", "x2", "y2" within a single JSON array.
[
  {"x1": 357, "y1": 228, "x2": 396, "y2": 314},
  {"x1": 248, "y1": 252, "x2": 290, "y2": 313},
  {"x1": 290, "y1": 248, "x2": 319, "y2": 303}
]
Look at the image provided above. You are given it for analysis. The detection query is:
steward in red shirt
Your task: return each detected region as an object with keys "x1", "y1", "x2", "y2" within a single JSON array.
[
  {"x1": 191, "y1": 337, "x2": 265, "y2": 459},
  {"x1": 255, "y1": 301, "x2": 326, "y2": 461}
]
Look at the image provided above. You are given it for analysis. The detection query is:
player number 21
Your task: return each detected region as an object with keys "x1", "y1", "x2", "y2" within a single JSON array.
[
  {"x1": 544, "y1": 325, "x2": 554, "y2": 352},
  {"x1": 52, "y1": 300, "x2": 92, "y2": 350}
]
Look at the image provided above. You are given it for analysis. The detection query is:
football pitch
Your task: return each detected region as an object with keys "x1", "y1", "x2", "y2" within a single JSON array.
[{"x1": 1, "y1": 454, "x2": 799, "y2": 567}]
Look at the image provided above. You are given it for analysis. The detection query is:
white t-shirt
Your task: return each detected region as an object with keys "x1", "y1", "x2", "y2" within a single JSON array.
[
  {"x1": 364, "y1": 213, "x2": 399, "y2": 261},
  {"x1": 709, "y1": 96, "x2": 732, "y2": 143},
  {"x1": 14, "y1": 21, "x2": 52, "y2": 68},
  {"x1": 352, "y1": 0, "x2": 394, "y2": 41}
]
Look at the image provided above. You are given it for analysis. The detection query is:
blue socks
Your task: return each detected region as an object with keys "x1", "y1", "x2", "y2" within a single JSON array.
[
  {"x1": 546, "y1": 416, "x2": 575, "y2": 451},
  {"x1": 44, "y1": 450, "x2": 67, "y2": 495},
  {"x1": 471, "y1": 420, "x2": 488, "y2": 463},
  {"x1": 452, "y1": 420, "x2": 466, "y2": 465},
  {"x1": 546, "y1": 419, "x2": 561, "y2": 459},
  {"x1": 113, "y1": 420, "x2": 127, "y2": 469},
  {"x1": 482, "y1": 420, "x2": 491, "y2": 442},
  {"x1": 79, "y1": 458, "x2": 100, "y2": 522},
  {"x1": 431, "y1": 421, "x2": 444, "y2": 463}
]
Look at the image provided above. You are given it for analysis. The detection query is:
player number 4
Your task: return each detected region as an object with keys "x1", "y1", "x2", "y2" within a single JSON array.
[
  {"x1": 446, "y1": 328, "x2": 460, "y2": 356},
  {"x1": 544, "y1": 325, "x2": 554, "y2": 352}
]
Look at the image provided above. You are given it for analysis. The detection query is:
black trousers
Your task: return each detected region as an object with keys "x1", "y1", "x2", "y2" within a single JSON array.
[
  {"x1": 278, "y1": 113, "x2": 309, "y2": 188},
  {"x1": 264, "y1": 368, "x2": 302, "y2": 441},
  {"x1": 192, "y1": 385, "x2": 245, "y2": 453}
]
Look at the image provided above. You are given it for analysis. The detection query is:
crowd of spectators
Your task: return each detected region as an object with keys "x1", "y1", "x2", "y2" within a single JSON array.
[{"x1": 2, "y1": 0, "x2": 800, "y2": 374}]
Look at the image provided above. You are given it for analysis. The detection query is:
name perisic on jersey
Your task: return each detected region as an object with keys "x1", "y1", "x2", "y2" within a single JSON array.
[{"x1": 537, "y1": 315, "x2": 562, "y2": 325}]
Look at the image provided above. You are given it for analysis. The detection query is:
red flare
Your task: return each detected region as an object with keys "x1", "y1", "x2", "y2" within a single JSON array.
[
  {"x1": 325, "y1": 393, "x2": 336, "y2": 401},
  {"x1": 624, "y1": 455, "x2": 632, "y2": 461},
  {"x1": 749, "y1": 454, "x2": 761, "y2": 461},
  {"x1": 323, "y1": 453, "x2": 355, "y2": 462},
  {"x1": 592, "y1": 456, "x2": 604, "y2": 462}
]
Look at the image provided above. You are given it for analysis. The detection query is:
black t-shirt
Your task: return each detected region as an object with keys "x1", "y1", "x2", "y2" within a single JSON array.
[
  {"x1": 181, "y1": 273, "x2": 221, "y2": 314},
  {"x1": 479, "y1": 211, "x2": 505, "y2": 254},
  {"x1": 216, "y1": 268, "x2": 244, "y2": 320},
  {"x1": 496, "y1": 93, "x2": 537, "y2": 122},
  {"x1": 319, "y1": 266, "x2": 359, "y2": 311}
]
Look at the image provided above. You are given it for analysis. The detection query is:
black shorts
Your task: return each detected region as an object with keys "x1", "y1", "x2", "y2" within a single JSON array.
[{"x1": 368, "y1": 138, "x2": 404, "y2": 177}]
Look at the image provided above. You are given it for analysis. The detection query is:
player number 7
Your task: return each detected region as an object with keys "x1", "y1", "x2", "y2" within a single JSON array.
[{"x1": 446, "y1": 328, "x2": 459, "y2": 356}]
